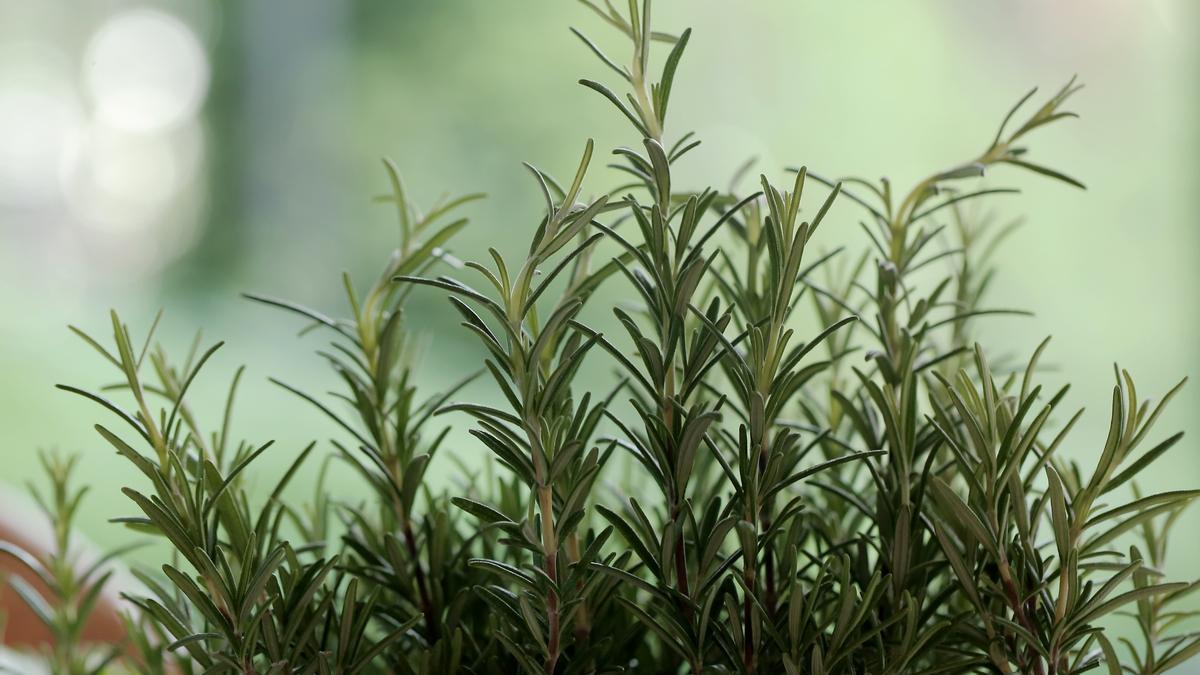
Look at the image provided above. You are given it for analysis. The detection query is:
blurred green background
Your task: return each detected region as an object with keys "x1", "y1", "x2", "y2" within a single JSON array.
[{"x1": 0, "y1": 0, "x2": 1196, "y2": 621}]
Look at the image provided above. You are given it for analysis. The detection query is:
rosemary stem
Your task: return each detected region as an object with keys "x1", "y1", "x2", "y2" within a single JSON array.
[{"x1": 539, "y1": 484, "x2": 561, "y2": 674}]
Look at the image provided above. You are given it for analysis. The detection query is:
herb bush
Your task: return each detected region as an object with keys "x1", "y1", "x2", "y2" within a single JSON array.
[{"x1": 5, "y1": 2, "x2": 1198, "y2": 673}]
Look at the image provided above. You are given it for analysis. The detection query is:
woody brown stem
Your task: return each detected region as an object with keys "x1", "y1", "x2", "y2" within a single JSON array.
[
  {"x1": 671, "y1": 500, "x2": 692, "y2": 615},
  {"x1": 743, "y1": 567, "x2": 756, "y2": 673},
  {"x1": 388, "y1": 453, "x2": 438, "y2": 643},
  {"x1": 402, "y1": 518, "x2": 439, "y2": 642},
  {"x1": 538, "y1": 485, "x2": 561, "y2": 675},
  {"x1": 998, "y1": 560, "x2": 1044, "y2": 675},
  {"x1": 567, "y1": 534, "x2": 591, "y2": 647}
]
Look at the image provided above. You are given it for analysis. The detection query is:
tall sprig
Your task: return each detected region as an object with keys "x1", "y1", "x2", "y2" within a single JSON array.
[
  {"x1": 0, "y1": 451, "x2": 128, "y2": 675},
  {"x1": 574, "y1": 1, "x2": 766, "y2": 669},
  {"x1": 703, "y1": 167, "x2": 893, "y2": 672},
  {"x1": 247, "y1": 163, "x2": 489, "y2": 669},
  {"x1": 401, "y1": 142, "x2": 620, "y2": 674},
  {"x1": 928, "y1": 349, "x2": 1195, "y2": 673},
  {"x1": 61, "y1": 313, "x2": 354, "y2": 673}
]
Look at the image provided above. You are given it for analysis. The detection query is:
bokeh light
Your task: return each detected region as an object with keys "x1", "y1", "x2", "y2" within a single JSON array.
[
  {"x1": 0, "y1": 42, "x2": 81, "y2": 206},
  {"x1": 0, "y1": 5, "x2": 212, "y2": 282},
  {"x1": 83, "y1": 8, "x2": 209, "y2": 135}
]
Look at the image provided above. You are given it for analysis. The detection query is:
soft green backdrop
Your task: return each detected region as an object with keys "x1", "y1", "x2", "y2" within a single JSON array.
[{"x1": 1, "y1": 0, "x2": 1197, "y2": 647}]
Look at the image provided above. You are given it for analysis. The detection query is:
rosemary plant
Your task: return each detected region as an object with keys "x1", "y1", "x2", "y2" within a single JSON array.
[
  {"x1": 0, "y1": 451, "x2": 126, "y2": 674},
  {"x1": 23, "y1": 1, "x2": 1198, "y2": 673}
]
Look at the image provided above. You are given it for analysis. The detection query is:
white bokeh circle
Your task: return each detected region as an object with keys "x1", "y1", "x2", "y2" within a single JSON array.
[{"x1": 83, "y1": 8, "x2": 210, "y2": 134}]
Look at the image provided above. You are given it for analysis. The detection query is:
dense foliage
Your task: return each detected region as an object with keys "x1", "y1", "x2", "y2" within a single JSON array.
[{"x1": 5, "y1": 2, "x2": 1198, "y2": 673}]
